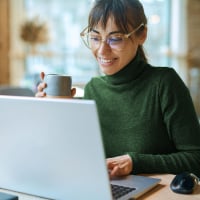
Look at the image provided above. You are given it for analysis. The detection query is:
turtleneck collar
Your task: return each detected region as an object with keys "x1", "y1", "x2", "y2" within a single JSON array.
[{"x1": 103, "y1": 53, "x2": 147, "y2": 85}]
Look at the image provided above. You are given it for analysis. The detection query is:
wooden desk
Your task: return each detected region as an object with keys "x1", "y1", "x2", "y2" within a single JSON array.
[
  {"x1": 138, "y1": 174, "x2": 200, "y2": 200},
  {"x1": 0, "y1": 174, "x2": 199, "y2": 200}
]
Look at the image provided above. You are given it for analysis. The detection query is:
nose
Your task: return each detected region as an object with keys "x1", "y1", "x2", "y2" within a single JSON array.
[{"x1": 97, "y1": 40, "x2": 112, "y2": 54}]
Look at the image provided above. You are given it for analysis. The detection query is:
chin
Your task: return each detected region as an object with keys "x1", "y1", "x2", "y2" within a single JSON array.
[
  {"x1": 102, "y1": 69, "x2": 118, "y2": 76},
  {"x1": 99, "y1": 66, "x2": 111, "y2": 74},
  {"x1": 99, "y1": 63, "x2": 121, "y2": 75}
]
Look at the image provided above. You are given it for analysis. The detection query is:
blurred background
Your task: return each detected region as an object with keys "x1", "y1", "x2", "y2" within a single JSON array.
[{"x1": 0, "y1": 0, "x2": 199, "y2": 117}]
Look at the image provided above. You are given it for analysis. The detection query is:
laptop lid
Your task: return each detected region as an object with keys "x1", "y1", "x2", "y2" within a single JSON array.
[
  {"x1": 0, "y1": 96, "x2": 112, "y2": 199},
  {"x1": 0, "y1": 96, "x2": 160, "y2": 200}
]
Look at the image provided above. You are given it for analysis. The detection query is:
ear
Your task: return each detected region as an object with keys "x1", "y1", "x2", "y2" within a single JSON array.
[{"x1": 138, "y1": 26, "x2": 147, "y2": 45}]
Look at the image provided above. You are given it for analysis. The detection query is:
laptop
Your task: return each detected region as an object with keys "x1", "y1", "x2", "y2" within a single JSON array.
[{"x1": 0, "y1": 95, "x2": 161, "y2": 200}]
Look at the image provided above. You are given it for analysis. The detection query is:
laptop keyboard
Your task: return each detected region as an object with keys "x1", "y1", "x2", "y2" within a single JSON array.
[{"x1": 111, "y1": 184, "x2": 136, "y2": 199}]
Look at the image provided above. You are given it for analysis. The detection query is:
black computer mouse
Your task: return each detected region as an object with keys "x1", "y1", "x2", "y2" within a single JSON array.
[{"x1": 170, "y1": 172, "x2": 199, "y2": 194}]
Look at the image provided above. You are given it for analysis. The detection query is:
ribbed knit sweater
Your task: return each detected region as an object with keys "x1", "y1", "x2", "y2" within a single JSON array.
[{"x1": 84, "y1": 54, "x2": 200, "y2": 177}]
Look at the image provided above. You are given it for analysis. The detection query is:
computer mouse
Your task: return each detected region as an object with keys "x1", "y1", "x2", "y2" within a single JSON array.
[{"x1": 170, "y1": 172, "x2": 199, "y2": 194}]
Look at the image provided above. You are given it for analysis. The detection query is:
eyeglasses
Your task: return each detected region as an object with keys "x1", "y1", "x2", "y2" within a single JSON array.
[{"x1": 80, "y1": 23, "x2": 145, "y2": 51}]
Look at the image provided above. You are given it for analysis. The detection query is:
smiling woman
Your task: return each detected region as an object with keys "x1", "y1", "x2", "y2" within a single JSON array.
[
  {"x1": 35, "y1": 0, "x2": 200, "y2": 177},
  {"x1": 8, "y1": 0, "x2": 171, "y2": 89}
]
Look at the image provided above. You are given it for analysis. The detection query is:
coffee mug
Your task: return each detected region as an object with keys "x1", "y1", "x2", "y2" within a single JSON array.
[{"x1": 44, "y1": 74, "x2": 72, "y2": 98}]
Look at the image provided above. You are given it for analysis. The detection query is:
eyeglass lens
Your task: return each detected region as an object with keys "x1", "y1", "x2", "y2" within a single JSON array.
[{"x1": 88, "y1": 34, "x2": 126, "y2": 50}]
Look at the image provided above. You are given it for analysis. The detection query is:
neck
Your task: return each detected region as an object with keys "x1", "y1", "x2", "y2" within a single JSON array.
[{"x1": 104, "y1": 54, "x2": 146, "y2": 85}]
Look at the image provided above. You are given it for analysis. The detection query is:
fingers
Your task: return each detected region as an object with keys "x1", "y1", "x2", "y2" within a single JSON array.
[
  {"x1": 35, "y1": 73, "x2": 47, "y2": 97},
  {"x1": 35, "y1": 72, "x2": 76, "y2": 98},
  {"x1": 35, "y1": 82, "x2": 46, "y2": 97},
  {"x1": 35, "y1": 91, "x2": 46, "y2": 97},
  {"x1": 40, "y1": 72, "x2": 45, "y2": 80},
  {"x1": 71, "y1": 88, "x2": 76, "y2": 97},
  {"x1": 37, "y1": 82, "x2": 47, "y2": 92},
  {"x1": 108, "y1": 162, "x2": 130, "y2": 177},
  {"x1": 107, "y1": 155, "x2": 133, "y2": 178}
]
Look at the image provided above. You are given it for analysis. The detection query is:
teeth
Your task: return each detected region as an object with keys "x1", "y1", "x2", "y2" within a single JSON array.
[{"x1": 100, "y1": 58, "x2": 113, "y2": 63}]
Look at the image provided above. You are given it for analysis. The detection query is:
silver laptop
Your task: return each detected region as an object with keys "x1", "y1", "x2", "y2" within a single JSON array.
[{"x1": 0, "y1": 95, "x2": 161, "y2": 200}]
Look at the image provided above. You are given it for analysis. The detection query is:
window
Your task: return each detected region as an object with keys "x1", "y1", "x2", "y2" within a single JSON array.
[
  {"x1": 141, "y1": 0, "x2": 171, "y2": 66},
  {"x1": 21, "y1": 0, "x2": 171, "y2": 88}
]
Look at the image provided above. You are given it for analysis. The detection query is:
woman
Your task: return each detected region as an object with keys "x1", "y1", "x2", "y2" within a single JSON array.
[{"x1": 36, "y1": 0, "x2": 200, "y2": 178}]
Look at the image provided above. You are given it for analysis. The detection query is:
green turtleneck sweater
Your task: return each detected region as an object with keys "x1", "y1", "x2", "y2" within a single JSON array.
[{"x1": 84, "y1": 55, "x2": 200, "y2": 177}]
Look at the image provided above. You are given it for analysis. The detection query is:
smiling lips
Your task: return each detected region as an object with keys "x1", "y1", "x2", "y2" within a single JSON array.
[{"x1": 98, "y1": 57, "x2": 117, "y2": 65}]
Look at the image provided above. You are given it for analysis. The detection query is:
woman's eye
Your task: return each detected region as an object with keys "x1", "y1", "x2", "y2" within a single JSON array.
[
  {"x1": 109, "y1": 37, "x2": 123, "y2": 43},
  {"x1": 90, "y1": 36, "x2": 101, "y2": 42}
]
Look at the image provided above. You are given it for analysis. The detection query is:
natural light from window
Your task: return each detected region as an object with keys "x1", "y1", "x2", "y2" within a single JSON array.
[{"x1": 21, "y1": 0, "x2": 171, "y2": 88}]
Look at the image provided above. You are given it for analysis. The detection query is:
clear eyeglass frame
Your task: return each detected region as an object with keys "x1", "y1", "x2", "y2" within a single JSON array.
[{"x1": 80, "y1": 23, "x2": 145, "y2": 50}]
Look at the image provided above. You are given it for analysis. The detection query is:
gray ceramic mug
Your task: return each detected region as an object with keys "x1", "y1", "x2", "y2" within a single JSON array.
[{"x1": 44, "y1": 74, "x2": 72, "y2": 98}]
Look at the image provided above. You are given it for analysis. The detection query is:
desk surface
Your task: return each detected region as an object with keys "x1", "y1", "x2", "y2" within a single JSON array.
[
  {"x1": 0, "y1": 174, "x2": 199, "y2": 200},
  {"x1": 138, "y1": 174, "x2": 200, "y2": 200}
]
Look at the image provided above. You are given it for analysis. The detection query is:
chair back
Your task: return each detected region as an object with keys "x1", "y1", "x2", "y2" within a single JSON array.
[{"x1": 0, "y1": 86, "x2": 35, "y2": 97}]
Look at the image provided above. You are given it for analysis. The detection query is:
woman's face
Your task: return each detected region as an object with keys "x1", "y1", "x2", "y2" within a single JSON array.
[{"x1": 91, "y1": 17, "x2": 146, "y2": 75}]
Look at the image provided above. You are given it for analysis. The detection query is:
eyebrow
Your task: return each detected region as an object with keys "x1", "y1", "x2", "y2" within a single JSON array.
[{"x1": 91, "y1": 29, "x2": 123, "y2": 35}]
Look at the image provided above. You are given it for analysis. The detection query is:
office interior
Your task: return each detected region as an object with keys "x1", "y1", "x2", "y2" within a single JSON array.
[{"x1": 0, "y1": 0, "x2": 200, "y2": 118}]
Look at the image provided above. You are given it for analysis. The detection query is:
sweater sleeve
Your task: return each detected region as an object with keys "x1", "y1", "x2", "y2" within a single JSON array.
[
  {"x1": 83, "y1": 79, "x2": 94, "y2": 100},
  {"x1": 128, "y1": 68, "x2": 200, "y2": 177}
]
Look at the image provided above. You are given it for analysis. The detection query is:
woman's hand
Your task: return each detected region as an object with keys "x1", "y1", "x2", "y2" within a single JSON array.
[
  {"x1": 35, "y1": 72, "x2": 76, "y2": 98},
  {"x1": 106, "y1": 155, "x2": 133, "y2": 178},
  {"x1": 35, "y1": 72, "x2": 47, "y2": 97}
]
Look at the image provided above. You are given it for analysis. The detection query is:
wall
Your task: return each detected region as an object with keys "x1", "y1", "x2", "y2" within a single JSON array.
[
  {"x1": 187, "y1": 0, "x2": 200, "y2": 117},
  {"x1": 0, "y1": 0, "x2": 10, "y2": 84},
  {"x1": 9, "y1": 0, "x2": 25, "y2": 86}
]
